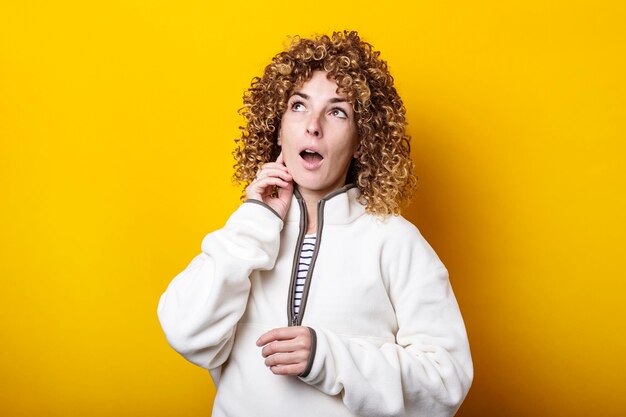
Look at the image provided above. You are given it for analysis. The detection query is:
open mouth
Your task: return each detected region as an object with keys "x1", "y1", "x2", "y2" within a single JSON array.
[{"x1": 299, "y1": 149, "x2": 324, "y2": 163}]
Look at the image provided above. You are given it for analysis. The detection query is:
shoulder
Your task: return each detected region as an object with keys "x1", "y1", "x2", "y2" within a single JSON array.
[
  {"x1": 362, "y1": 212, "x2": 425, "y2": 243},
  {"x1": 365, "y1": 214, "x2": 445, "y2": 272}
]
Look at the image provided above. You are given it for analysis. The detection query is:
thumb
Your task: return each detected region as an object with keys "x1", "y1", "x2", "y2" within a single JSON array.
[{"x1": 278, "y1": 177, "x2": 294, "y2": 206}]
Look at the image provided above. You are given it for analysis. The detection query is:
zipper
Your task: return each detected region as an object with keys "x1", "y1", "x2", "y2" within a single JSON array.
[
  {"x1": 286, "y1": 184, "x2": 354, "y2": 326},
  {"x1": 294, "y1": 199, "x2": 325, "y2": 326},
  {"x1": 287, "y1": 196, "x2": 308, "y2": 326},
  {"x1": 287, "y1": 197, "x2": 325, "y2": 326}
]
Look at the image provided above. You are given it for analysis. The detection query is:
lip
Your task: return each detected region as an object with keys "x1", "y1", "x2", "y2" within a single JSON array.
[
  {"x1": 298, "y1": 145, "x2": 324, "y2": 157},
  {"x1": 298, "y1": 146, "x2": 324, "y2": 170}
]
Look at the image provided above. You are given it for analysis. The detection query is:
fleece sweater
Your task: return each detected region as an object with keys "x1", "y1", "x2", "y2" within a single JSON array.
[{"x1": 158, "y1": 185, "x2": 473, "y2": 417}]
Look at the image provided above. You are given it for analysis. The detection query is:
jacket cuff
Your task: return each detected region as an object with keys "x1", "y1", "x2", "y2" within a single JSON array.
[
  {"x1": 299, "y1": 327, "x2": 330, "y2": 387},
  {"x1": 298, "y1": 327, "x2": 317, "y2": 378}
]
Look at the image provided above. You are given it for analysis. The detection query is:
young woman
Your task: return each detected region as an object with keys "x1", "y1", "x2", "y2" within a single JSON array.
[{"x1": 158, "y1": 31, "x2": 473, "y2": 417}]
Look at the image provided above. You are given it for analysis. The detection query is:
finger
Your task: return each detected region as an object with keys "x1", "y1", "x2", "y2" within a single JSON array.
[
  {"x1": 261, "y1": 158, "x2": 289, "y2": 171},
  {"x1": 255, "y1": 166, "x2": 287, "y2": 181},
  {"x1": 269, "y1": 363, "x2": 306, "y2": 376},
  {"x1": 255, "y1": 167, "x2": 292, "y2": 182},
  {"x1": 249, "y1": 177, "x2": 291, "y2": 190},
  {"x1": 276, "y1": 151, "x2": 284, "y2": 165},
  {"x1": 246, "y1": 178, "x2": 291, "y2": 201},
  {"x1": 264, "y1": 178, "x2": 290, "y2": 190},
  {"x1": 264, "y1": 351, "x2": 309, "y2": 367},
  {"x1": 277, "y1": 179, "x2": 294, "y2": 203},
  {"x1": 256, "y1": 326, "x2": 308, "y2": 346},
  {"x1": 261, "y1": 338, "x2": 310, "y2": 358}
]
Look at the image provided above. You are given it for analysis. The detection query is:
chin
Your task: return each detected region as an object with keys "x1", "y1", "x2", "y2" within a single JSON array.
[
  {"x1": 294, "y1": 179, "x2": 321, "y2": 191},
  {"x1": 291, "y1": 171, "x2": 318, "y2": 187}
]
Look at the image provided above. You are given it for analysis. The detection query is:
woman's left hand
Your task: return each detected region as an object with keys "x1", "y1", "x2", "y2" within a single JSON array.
[{"x1": 257, "y1": 326, "x2": 311, "y2": 376}]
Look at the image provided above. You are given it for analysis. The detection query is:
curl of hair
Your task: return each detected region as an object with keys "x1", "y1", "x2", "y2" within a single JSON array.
[{"x1": 233, "y1": 31, "x2": 417, "y2": 216}]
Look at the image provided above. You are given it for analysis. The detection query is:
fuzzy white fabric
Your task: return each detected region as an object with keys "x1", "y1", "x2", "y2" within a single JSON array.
[{"x1": 158, "y1": 187, "x2": 473, "y2": 417}]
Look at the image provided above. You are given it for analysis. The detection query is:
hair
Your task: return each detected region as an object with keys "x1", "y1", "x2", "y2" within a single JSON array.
[{"x1": 233, "y1": 30, "x2": 417, "y2": 216}]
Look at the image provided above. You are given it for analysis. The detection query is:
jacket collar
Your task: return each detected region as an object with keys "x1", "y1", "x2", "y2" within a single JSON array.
[{"x1": 285, "y1": 184, "x2": 366, "y2": 226}]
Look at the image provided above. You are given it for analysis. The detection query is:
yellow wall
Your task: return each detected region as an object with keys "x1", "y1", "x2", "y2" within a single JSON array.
[{"x1": 1, "y1": 1, "x2": 624, "y2": 416}]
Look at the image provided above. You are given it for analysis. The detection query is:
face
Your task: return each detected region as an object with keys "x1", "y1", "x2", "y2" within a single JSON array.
[{"x1": 278, "y1": 71, "x2": 359, "y2": 200}]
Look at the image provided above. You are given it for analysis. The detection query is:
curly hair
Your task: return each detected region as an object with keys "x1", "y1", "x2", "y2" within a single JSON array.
[{"x1": 233, "y1": 30, "x2": 416, "y2": 216}]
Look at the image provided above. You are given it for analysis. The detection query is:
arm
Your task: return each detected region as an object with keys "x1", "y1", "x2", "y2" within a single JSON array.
[
  {"x1": 158, "y1": 152, "x2": 293, "y2": 370},
  {"x1": 157, "y1": 201, "x2": 283, "y2": 369},
  {"x1": 299, "y1": 227, "x2": 473, "y2": 417}
]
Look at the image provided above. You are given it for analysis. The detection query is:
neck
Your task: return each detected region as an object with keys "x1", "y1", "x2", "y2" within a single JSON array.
[{"x1": 296, "y1": 188, "x2": 321, "y2": 235}]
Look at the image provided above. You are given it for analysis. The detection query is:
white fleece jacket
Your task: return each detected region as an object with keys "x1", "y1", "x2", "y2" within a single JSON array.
[{"x1": 158, "y1": 186, "x2": 473, "y2": 417}]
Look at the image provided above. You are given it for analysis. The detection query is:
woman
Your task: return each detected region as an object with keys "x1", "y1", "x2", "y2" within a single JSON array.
[{"x1": 158, "y1": 31, "x2": 473, "y2": 417}]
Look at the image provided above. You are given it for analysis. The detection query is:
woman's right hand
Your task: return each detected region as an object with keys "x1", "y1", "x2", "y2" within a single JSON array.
[{"x1": 245, "y1": 152, "x2": 293, "y2": 219}]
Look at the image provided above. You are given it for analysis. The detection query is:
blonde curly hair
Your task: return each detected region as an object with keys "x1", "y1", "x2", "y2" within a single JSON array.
[{"x1": 233, "y1": 30, "x2": 416, "y2": 216}]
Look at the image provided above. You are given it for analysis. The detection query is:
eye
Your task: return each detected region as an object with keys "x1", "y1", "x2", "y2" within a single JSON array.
[
  {"x1": 330, "y1": 108, "x2": 348, "y2": 119},
  {"x1": 291, "y1": 101, "x2": 306, "y2": 112}
]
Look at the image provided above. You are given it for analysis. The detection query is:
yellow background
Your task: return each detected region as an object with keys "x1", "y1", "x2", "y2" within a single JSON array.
[{"x1": 1, "y1": 1, "x2": 625, "y2": 416}]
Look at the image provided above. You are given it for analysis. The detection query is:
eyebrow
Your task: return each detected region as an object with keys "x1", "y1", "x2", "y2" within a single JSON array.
[{"x1": 293, "y1": 91, "x2": 349, "y2": 104}]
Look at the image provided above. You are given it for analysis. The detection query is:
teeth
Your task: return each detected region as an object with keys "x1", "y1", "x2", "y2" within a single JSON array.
[{"x1": 304, "y1": 149, "x2": 315, "y2": 153}]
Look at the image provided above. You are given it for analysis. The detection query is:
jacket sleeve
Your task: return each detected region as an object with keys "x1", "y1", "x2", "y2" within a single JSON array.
[
  {"x1": 157, "y1": 201, "x2": 283, "y2": 370},
  {"x1": 300, "y1": 225, "x2": 473, "y2": 417}
]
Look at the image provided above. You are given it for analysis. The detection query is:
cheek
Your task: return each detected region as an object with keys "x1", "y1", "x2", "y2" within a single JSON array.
[
  {"x1": 332, "y1": 144, "x2": 357, "y2": 174},
  {"x1": 277, "y1": 124, "x2": 284, "y2": 146},
  {"x1": 344, "y1": 132, "x2": 359, "y2": 159},
  {"x1": 283, "y1": 154, "x2": 293, "y2": 171}
]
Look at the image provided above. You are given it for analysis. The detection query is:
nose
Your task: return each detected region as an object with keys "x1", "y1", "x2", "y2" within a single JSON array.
[{"x1": 306, "y1": 112, "x2": 322, "y2": 138}]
